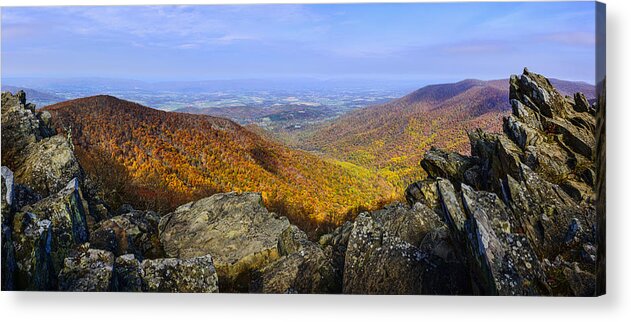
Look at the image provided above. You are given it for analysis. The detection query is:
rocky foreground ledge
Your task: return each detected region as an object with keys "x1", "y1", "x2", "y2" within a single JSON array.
[{"x1": 1, "y1": 69, "x2": 603, "y2": 295}]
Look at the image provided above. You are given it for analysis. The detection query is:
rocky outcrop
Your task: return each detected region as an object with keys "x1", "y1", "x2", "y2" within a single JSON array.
[
  {"x1": 404, "y1": 68, "x2": 599, "y2": 296},
  {"x1": 2, "y1": 91, "x2": 80, "y2": 198},
  {"x1": 11, "y1": 212, "x2": 56, "y2": 290},
  {"x1": 159, "y1": 192, "x2": 290, "y2": 291},
  {"x1": 1, "y1": 91, "x2": 53, "y2": 169}
]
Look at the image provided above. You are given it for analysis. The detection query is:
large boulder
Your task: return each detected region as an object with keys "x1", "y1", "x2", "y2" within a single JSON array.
[
  {"x1": 58, "y1": 247, "x2": 115, "y2": 292},
  {"x1": 90, "y1": 209, "x2": 163, "y2": 260},
  {"x1": 111, "y1": 254, "x2": 219, "y2": 293},
  {"x1": 12, "y1": 135, "x2": 82, "y2": 198},
  {"x1": 159, "y1": 192, "x2": 290, "y2": 292},
  {"x1": 343, "y1": 212, "x2": 423, "y2": 294}
]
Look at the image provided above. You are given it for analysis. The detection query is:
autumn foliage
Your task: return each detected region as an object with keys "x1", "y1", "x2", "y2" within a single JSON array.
[
  {"x1": 46, "y1": 95, "x2": 397, "y2": 235},
  {"x1": 301, "y1": 80, "x2": 511, "y2": 191}
]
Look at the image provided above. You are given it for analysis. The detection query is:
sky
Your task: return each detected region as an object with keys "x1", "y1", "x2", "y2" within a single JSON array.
[{"x1": 1, "y1": 2, "x2": 597, "y2": 83}]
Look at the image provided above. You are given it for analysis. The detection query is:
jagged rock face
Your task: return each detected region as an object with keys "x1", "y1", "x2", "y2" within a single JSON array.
[
  {"x1": 17, "y1": 178, "x2": 90, "y2": 277},
  {"x1": 405, "y1": 179, "x2": 440, "y2": 211},
  {"x1": 251, "y1": 225, "x2": 339, "y2": 294},
  {"x1": 413, "y1": 68, "x2": 598, "y2": 296},
  {"x1": 11, "y1": 212, "x2": 56, "y2": 290},
  {"x1": 1, "y1": 91, "x2": 53, "y2": 169},
  {"x1": 90, "y1": 210, "x2": 163, "y2": 260},
  {"x1": 506, "y1": 69, "x2": 596, "y2": 203},
  {"x1": 421, "y1": 147, "x2": 475, "y2": 185},
  {"x1": 342, "y1": 202, "x2": 469, "y2": 294},
  {"x1": 58, "y1": 247, "x2": 115, "y2": 292},
  {"x1": 159, "y1": 192, "x2": 290, "y2": 292},
  {"x1": 2, "y1": 91, "x2": 79, "y2": 198},
  {"x1": 460, "y1": 184, "x2": 550, "y2": 295}
]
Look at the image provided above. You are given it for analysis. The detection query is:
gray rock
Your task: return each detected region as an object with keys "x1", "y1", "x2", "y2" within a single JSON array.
[
  {"x1": 58, "y1": 247, "x2": 115, "y2": 292},
  {"x1": 113, "y1": 254, "x2": 143, "y2": 292},
  {"x1": 159, "y1": 192, "x2": 290, "y2": 292},
  {"x1": 436, "y1": 178, "x2": 467, "y2": 240},
  {"x1": 1, "y1": 91, "x2": 53, "y2": 169},
  {"x1": 12, "y1": 135, "x2": 82, "y2": 198},
  {"x1": 11, "y1": 212, "x2": 55, "y2": 290},
  {"x1": 461, "y1": 184, "x2": 550, "y2": 295},
  {"x1": 405, "y1": 179, "x2": 439, "y2": 210},
  {"x1": 141, "y1": 255, "x2": 218, "y2": 293},
  {"x1": 19, "y1": 178, "x2": 90, "y2": 275},
  {"x1": 342, "y1": 203, "x2": 444, "y2": 294},
  {"x1": 421, "y1": 147, "x2": 475, "y2": 184},
  {"x1": 1, "y1": 223, "x2": 17, "y2": 290},
  {"x1": 343, "y1": 212, "x2": 424, "y2": 294},
  {"x1": 1, "y1": 166, "x2": 15, "y2": 225},
  {"x1": 251, "y1": 241, "x2": 338, "y2": 294},
  {"x1": 573, "y1": 92, "x2": 590, "y2": 113},
  {"x1": 319, "y1": 220, "x2": 353, "y2": 283}
]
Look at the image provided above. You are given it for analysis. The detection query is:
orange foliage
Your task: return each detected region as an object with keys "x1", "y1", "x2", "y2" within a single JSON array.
[{"x1": 46, "y1": 95, "x2": 396, "y2": 236}]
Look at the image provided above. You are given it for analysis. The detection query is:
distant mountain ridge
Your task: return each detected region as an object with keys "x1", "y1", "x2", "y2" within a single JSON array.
[{"x1": 300, "y1": 77, "x2": 595, "y2": 190}]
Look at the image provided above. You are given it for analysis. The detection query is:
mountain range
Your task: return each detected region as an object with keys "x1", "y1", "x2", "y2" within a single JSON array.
[{"x1": 297, "y1": 78, "x2": 594, "y2": 189}]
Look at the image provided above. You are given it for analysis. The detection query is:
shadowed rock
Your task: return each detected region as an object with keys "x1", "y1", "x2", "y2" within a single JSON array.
[
  {"x1": 58, "y1": 247, "x2": 115, "y2": 292},
  {"x1": 251, "y1": 225, "x2": 338, "y2": 294},
  {"x1": 90, "y1": 209, "x2": 163, "y2": 260}
]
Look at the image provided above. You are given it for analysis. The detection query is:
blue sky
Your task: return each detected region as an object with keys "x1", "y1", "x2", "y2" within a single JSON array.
[{"x1": 1, "y1": 2, "x2": 596, "y2": 83}]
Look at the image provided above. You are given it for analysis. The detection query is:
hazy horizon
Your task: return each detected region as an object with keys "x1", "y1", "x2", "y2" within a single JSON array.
[{"x1": 2, "y1": 3, "x2": 597, "y2": 83}]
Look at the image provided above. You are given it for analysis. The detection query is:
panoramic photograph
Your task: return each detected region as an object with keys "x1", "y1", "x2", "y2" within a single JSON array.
[{"x1": 1, "y1": 2, "x2": 605, "y2": 295}]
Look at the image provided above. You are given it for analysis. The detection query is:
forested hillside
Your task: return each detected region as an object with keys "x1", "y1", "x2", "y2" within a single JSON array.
[
  {"x1": 45, "y1": 96, "x2": 396, "y2": 235},
  {"x1": 301, "y1": 78, "x2": 594, "y2": 190}
]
